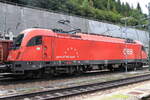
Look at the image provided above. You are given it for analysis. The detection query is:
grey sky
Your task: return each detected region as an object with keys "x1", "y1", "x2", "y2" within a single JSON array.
[{"x1": 121, "y1": 0, "x2": 149, "y2": 14}]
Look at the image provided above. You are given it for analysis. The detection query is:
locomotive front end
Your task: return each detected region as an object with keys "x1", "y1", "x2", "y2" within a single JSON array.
[
  {"x1": 8, "y1": 34, "x2": 24, "y2": 61},
  {"x1": 7, "y1": 33, "x2": 25, "y2": 74},
  {"x1": 6, "y1": 28, "x2": 53, "y2": 78}
]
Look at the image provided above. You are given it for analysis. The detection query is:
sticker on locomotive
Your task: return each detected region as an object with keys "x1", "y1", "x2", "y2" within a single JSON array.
[
  {"x1": 56, "y1": 47, "x2": 79, "y2": 59},
  {"x1": 56, "y1": 56, "x2": 76, "y2": 59},
  {"x1": 123, "y1": 48, "x2": 133, "y2": 55}
]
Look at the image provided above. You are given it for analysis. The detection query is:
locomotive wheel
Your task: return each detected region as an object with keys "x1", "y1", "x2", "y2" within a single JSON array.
[
  {"x1": 23, "y1": 70, "x2": 43, "y2": 79},
  {"x1": 32, "y1": 69, "x2": 44, "y2": 79},
  {"x1": 135, "y1": 63, "x2": 143, "y2": 70},
  {"x1": 74, "y1": 66, "x2": 86, "y2": 75},
  {"x1": 25, "y1": 71, "x2": 34, "y2": 79},
  {"x1": 118, "y1": 65, "x2": 125, "y2": 72},
  {"x1": 108, "y1": 65, "x2": 114, "y2": 72}
]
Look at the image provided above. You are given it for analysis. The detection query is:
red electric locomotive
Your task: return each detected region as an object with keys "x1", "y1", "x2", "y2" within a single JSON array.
[{"x1": 6, "y1": 28, "x2": 147, "y2": 78}]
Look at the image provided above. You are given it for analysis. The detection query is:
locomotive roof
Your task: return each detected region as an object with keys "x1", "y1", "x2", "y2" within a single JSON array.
[{"x1": 21, "y1": 28, "x2": 141, "y2": 45}]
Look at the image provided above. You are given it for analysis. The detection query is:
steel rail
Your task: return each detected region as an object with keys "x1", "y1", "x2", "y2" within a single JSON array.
[
  {"x1": 0, "y1": 67, "x2": 148, "y2": 85},
  {"x1": 1, "y1": 73, "x2": 150, "y2": 100}
]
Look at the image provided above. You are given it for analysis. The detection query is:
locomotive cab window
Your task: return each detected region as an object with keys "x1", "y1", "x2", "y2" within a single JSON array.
[
  {"x1": 142, "y1": 46, "x2": 146, "y2": 52},
  {"x1": 27, "y1": 36, "x2": 42, "y2": 46},
  {"x1": 12, "y1": 34, "x2": 24, "y2": 49}
]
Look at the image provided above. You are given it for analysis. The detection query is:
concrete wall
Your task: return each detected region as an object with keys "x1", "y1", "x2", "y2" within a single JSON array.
[{"x1": 0, "y1": 2, "x2": 148, "y2": 47}]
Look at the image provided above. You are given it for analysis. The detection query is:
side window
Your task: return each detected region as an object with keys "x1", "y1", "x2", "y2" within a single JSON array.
[
  {"x1": 142, "y1": 46, "x2": 146, "y2": 52},
  {"x1": 27, "y1": 36, "x2": 42, "y2": 46}
]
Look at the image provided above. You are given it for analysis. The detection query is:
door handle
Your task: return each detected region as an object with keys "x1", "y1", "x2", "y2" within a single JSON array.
[{"x1": 44, "y1": 46, "x2": 47, "y2": 50}]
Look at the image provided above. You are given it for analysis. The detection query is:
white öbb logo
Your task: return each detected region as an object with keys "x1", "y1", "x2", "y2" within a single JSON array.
[{"x1": 123, "y1": 48, "x2": 133, "y2": 55}]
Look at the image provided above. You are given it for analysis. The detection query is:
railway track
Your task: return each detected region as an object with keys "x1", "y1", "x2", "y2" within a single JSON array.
[
  {"x1": 0, "y1": 74, "x2": 13, "y2": 81},
  {"x1": 0, "y1": 77, "x2": 13, "y2": 81},
  {"x1": 0, "y1": 70, "x2": 113, "y2": 85},
  {"x1": 0, "y1": 67, "x2": 148, "y2": 85},
  {"x1": 0, "y1": 73, "x2": 16, "y2": 81},
  {"x1": 1, "y1": 73, "x2": 150, "y2": 100}
]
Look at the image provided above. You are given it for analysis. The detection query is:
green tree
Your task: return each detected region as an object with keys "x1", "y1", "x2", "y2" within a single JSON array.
[
  {"x1": 93, "y1": 0, "x2": 107, "y2": 10},
  {"x1": 116, "y1": 0, "x2": 122, "y2": 13},
  {"x1": 137, "y1": 3, "x2": 142, "y2": 13}
]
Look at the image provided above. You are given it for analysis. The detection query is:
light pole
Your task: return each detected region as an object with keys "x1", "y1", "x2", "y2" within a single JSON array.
[{"x1": 121, "y1": 17, "x2": 131, "y2": 72}]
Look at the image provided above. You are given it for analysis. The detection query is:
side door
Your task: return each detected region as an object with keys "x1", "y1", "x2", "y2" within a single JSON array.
[{"x1": 43, "y1": 36, "x2": 53, "y2": 61}]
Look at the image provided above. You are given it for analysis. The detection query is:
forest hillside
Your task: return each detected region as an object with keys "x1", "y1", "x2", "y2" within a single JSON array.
[{"x1": 4, "y1": 0, "x2": 148, "y2": 28}]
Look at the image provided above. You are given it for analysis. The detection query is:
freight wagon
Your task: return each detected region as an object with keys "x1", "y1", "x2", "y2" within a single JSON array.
[{"x1": 0, "y1": 40, "x2": 12, "y2": 72}]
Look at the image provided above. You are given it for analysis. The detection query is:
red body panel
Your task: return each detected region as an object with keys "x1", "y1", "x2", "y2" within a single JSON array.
[{"x1": 43, "y1": 36, "x2": 143, "y2": 61}]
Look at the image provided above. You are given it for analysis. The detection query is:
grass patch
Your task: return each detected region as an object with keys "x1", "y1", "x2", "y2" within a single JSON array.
[{"x1": 100, "y1": 94, "x2": 130, "y2": 100}]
